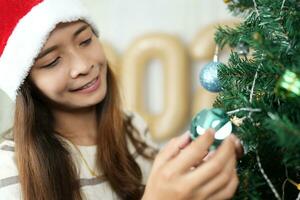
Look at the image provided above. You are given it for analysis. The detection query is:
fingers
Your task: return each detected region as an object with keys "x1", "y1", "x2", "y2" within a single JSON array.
[
  {"x1": 178, "y1": 131, "x2": 192, "y2": 149},
  {"x1": 206, "y1": 170, "x2": 239, "y2": 200},
  {"x1": 146, "y1": 130, "x2": 240, "y2": 200},
  {"x1": 231, "y1": 134, "x2": 244, "y2": 159},
  {"x1": 155, "y1": 131, "x2": 191, "y2": 167},
  {"x1": 202, "y1": 150, "x2": 215, "y2": 162},
  {"x1": 192, "y1": 156, "x2": 236, "y2": 199},
  {"x1": 167, "y1": 129, "x2": 215, "y2": 174},
  {"x1": 186, "y1": 135, "x2": 237, "y2": 188}
]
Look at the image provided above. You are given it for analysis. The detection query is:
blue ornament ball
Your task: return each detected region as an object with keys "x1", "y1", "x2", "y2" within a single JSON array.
[{"x1": 199, "y1": 61, "x2": 222, "y2": 92}]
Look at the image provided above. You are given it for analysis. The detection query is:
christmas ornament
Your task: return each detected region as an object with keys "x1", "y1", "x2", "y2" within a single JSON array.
[
  {"x1": 190, "y1": 108, "x2": 233, "y2": 149},
  {"x1": 223, "y1": 0, "x2": 238, "y2": 3},
  {"x1": 199, "y1": 47, "x2": 222, "y2": 93},
  {"x1": 275, "y1": 70, "x2": 300, "y2": 98},
  {"x1": 252, "y1": 32, "x2": 262, "y2": 43},
  {"x1": 199, "y1": 62, "x2": 222, "y2": 92},
  {"x1": 287, "y1": 178, "x2": 300, "y2": 191},
  {"x1": 231, "y1": 116, "x2": 246, "y2": 127},
  {"x1": 236, "y1": 42, "x2": 250, "y2": 57}
]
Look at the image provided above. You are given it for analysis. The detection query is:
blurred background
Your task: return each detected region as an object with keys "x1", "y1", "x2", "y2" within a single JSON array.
[{"x1": 0, "y1": 0, "x2": 239, "y2": 142}]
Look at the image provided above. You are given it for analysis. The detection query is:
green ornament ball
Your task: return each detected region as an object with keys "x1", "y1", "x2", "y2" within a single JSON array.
[{"x1": 190, "y1": 108, "x2": 232, "y2": 149}]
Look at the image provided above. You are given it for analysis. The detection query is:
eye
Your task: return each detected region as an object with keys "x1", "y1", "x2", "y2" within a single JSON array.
[
  {"x1": 80, "y1": 37, "x2": 92, "y2": 46},
  {"x1": 43, "y1": 57, "x2": 60, "y2": 68}
]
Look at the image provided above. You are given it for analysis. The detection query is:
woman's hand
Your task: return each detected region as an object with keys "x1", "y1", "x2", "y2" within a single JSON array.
[{"x1": 143, "y1": 129, "x2": 242, "y2": 200}]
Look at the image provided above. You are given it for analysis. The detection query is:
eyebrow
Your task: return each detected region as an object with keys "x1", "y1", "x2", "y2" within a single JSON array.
[
  {"x1": 36, "y1": 45, "x2": 59, "y2": 60},
  {"x1": 36, "y1": 24, "x2": 89, "y2": 60},
  {"x1": 74, "y1": 24, "x2": 89, "y2": 38}
]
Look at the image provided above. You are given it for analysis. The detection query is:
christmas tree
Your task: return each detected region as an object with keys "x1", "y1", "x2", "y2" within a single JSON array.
[{"x1": 213, "y1": 0, "x2": 300, "y2": 199}]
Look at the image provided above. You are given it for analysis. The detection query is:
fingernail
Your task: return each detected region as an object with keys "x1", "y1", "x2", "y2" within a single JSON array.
[
  {"x1": 234, "y1": 138, "x2": 240, "y2": 146},
  {"x1": 230, "y1": 135, "x2": 239, "y2": 144},
  {"x1": 229, "y1": 134, "x2": 236, "y2": 141},
  {"x1": 180, "y1": 131, "x2": 191, "y2": 140},
  {"x1": 225, "y1": 135, "x2": 234, "y2": 144},
  {"x1": 207, "y1": 128, "x2": 215, "y2": 135},
  {"x1": 181, "y1": 131, "x2": 190, "y2": 137},
  {"x1": 179, "y1": 131, "x2": 191, "y2": 149}
]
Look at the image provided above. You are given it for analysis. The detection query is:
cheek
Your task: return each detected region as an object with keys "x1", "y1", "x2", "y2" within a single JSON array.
[
  {"x1": 33, "y1": 73, "x2": 68, "y2": 98},
  {"x1": 90, "y1": 40, "x2": 106, "y2": 61}
]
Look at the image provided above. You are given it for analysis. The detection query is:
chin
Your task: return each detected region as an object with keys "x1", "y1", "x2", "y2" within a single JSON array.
[
  {"x1": 50, "y1": 85, "x2": 107, "y2": 111},
  {"x1": 81, "y1": 92, "x2": 106, "y2": 107},
  {"x1": 73, "y1": 85, "x2": 107, "y2": 108}
]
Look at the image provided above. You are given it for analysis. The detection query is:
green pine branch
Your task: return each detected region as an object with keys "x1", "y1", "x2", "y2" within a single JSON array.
[{"x1": 214, "y1": 0, "x2": 300, "y2": 199}]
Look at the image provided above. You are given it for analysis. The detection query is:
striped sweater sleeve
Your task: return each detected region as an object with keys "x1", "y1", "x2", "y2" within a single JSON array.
[
  {"x1": 124, "y1": 111, "x2": 160, "y2": 184},
  {"x1": 0, "y1": 139, "x2": 22, "y2": 199}
]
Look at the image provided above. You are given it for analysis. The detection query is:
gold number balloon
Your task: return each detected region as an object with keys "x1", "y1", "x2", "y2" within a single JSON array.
[{"x1": 121, "y1": 34, "x2": 189, "y2": 141}]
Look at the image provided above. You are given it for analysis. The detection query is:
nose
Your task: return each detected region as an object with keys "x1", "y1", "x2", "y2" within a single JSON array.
[{"x1": 70, "y1": 50, "x2": 93, "y2": 79}]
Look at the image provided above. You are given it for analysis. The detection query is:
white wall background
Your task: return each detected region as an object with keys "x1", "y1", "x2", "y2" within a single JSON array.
[
  {"x1": 0, "y1": 0, "x2": 236, "y2": 135},
  {"x1": 83, "y1": 0, "x2": 234, "y2": 52}
]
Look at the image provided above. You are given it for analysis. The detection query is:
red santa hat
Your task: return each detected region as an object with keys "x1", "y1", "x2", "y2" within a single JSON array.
[{"x1": 0, "y1": 0, "x2": 98, "y2": 101}]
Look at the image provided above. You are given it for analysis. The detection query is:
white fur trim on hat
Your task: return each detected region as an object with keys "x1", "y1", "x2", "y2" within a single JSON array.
[{"x1": 0, "y1": 0, "x2": 98, "y2": 101}]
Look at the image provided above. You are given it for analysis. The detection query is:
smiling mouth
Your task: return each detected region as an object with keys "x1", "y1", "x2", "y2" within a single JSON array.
[{"x1": 71, "y1": 76, "x2": 98, "y2": 92}]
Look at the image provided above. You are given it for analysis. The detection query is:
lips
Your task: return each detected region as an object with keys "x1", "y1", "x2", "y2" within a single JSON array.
[{"x1": 71, "y1": 76, "x2": 98, "y2": 92}]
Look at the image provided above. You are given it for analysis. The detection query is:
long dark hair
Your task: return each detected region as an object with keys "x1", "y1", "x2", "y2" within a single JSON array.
[{"x1": 13, "y1": 65, "x2": 157, "y2": 200}]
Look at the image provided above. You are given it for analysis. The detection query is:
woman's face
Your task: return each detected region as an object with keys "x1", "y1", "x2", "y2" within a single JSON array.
[{"x1": 30, "y1": 21, "x2": 107, "y2": 110}]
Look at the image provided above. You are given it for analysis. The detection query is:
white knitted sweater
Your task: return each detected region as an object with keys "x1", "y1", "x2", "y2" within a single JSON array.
[{"x1": 0, "y1": 112, "x2": 157, "y2": 200}]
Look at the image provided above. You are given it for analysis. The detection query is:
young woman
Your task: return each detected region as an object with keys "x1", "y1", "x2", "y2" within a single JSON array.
[{"x1": 0, "y1": 0, "x2": 242, "y2": 199}]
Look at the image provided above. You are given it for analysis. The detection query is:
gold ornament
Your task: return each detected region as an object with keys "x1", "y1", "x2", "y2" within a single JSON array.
[
  {"x1": 255, "y1": 91, "x2": 265, "y2": 101},
  {"x1": 288, "y1": 178, "x2": 300, "y2": 191},
  {"x1": 230, "y1": 116, "x2": 246, "y2": 127},
  {"x1": 252, "y1": 32, "x2": 262, "y2": 43}
]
